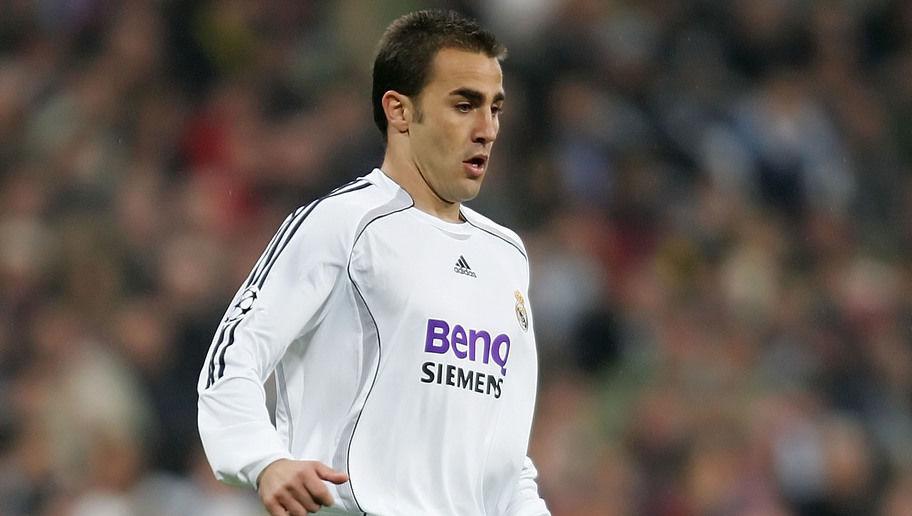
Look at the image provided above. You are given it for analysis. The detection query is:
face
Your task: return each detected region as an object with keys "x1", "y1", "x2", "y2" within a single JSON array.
[{"x1": 407, "y1": 48, "x2": 504, "y2": 204}]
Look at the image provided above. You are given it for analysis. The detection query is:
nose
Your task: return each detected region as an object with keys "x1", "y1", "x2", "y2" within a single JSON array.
[{"x1": 473, "y1": 110, "x2": 498, "y2": 145}]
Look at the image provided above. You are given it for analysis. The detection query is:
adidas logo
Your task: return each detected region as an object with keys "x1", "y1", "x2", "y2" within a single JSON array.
[{"x1": 454, "y1": 255, "x2": 477, "y2": 278}]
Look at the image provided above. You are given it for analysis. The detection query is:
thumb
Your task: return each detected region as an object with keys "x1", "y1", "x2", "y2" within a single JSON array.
[{"x1": 316, "y1": 463, "x2": 349, "y2": 484}]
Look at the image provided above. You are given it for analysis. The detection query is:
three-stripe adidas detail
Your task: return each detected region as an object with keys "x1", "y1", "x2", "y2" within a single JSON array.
[{"x1": 205, "y1": 180, "x2": 372, "y2": 388}]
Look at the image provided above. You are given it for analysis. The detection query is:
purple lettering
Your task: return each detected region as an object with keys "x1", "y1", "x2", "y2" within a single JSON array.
[
  {"x1": 469, "y1": 329, "x2": 491, "y2": 362},
  {"x1": 492, "y1": 334, "x2": 511, "y2": 375},
  {"x1": 425, "y1": 319, "x2": 450, "y2": 354},
  {"x1": 423, "y1": 318, "x2": 511, "y2": 376},
  {"x1": 452, "y1": 325, "x2": 468, "y2": 358}
]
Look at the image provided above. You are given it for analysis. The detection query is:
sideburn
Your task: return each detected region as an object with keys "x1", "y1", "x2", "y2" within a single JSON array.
[{"x1": 409, "y1": 95, "x2": 424, "y2": 124}]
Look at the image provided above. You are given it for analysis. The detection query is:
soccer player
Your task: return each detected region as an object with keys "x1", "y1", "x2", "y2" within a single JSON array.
[{"x1": 198, "y1": 10, "x2": 550, "y2": 516}]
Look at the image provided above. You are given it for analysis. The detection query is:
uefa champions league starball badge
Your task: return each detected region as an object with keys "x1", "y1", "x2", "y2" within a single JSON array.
[
  {"x1": 226, "y1": 286, "x2": 258, "y2": 322},
  {"x1": 514, "y1": 290, "x2": 528, "y2": 332}
]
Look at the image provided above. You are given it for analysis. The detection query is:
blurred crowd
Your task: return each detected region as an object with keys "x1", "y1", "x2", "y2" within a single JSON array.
[{"x1": 2, "y1": 0, "x2": 912, "y2": 515}]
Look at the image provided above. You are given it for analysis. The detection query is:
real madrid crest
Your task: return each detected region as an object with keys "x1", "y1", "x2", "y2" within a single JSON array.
[{"x1": 514, "y1": 290, "x2": 529, "y2": 332}]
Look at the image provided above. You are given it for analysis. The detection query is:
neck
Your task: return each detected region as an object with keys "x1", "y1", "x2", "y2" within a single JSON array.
[{"x1": 380, "y1": 143, "x2": 462, "y2": 223}]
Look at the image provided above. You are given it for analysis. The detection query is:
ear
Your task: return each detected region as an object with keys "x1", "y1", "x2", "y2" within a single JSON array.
[{"x1": 382, "y1": 91, "x2": 413, "y2": 135}]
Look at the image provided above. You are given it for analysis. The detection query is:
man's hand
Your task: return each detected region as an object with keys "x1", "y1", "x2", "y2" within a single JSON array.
[{"x1": 258, "y1": 459, "x2": 349, "y2": 515}]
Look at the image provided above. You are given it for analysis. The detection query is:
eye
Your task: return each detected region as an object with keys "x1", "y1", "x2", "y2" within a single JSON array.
[
  {"x1": 456, "y1": 103, "x2": 472, "y2": 113},
  {"x1": 491, "y1": 105, "x2": 504, "y2": 116}
]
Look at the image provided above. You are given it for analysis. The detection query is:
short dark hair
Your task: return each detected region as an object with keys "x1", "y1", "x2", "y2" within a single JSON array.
[{"x1": 371, "y1": 10, "x2": 507, "y2": 140}]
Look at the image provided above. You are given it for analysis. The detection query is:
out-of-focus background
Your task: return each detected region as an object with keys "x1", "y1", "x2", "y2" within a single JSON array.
[{"x1": 2, "y1": 0, "x2": 912, "y2": 514}]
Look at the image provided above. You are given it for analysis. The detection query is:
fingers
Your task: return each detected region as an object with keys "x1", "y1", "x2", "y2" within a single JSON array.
[
  {"x1": 264, "y1": 489, "x2": 321, "y2": 515},
  {"x1": 302, "y1": 472, "x2": 335, "y2": 507},
  {"x1": 315, "y1": 463, "x2": 350, "y2": 484},
  {"x1": 285, "y1": 483, "x2": 323, "y2": 514},
  {"x1": 264, "y1": 491, "x2": 310, "y2": 516},
  {"x1": 263, "y1": 496, "x2": 285, "y2": 516},
  {"x1": 259, "y1": 460, "x2": 348, "y2": 514}
]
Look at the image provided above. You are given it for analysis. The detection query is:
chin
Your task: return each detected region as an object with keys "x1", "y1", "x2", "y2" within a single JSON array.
[
  {"x1": 456, "y1": 183, "x2": 483, "y2": 202},
  {"x1": 458, "y1": 191, "x2": 481, "y2": 203}
]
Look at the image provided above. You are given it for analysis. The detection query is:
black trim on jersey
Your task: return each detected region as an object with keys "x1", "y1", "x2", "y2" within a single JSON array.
[
  {"x1": 276, "y1": 362, "x2": 294, "y2": 450},
  {"x1": 345, "y1": 203, "x2": 413, "y2": 514},
  {"x1": 216, "y1": 320, "x2": 242, "y2": 379},
  {"x1": 206, "y1": 321, "x2": 234, "y2": 387},
  {"x1": 205, "y1": 179, "x2": 371, "y2": 388},
  {"x1": 205, "y1": 203, "x2": 308, "y2": 387},
  {"x1": 246, "y1": 205, "x2": 304, "y2": 289},
  {"x1": 463, "y1": 217, "x2": 528, "y2": 261},
  {"x1": 245, "y1": 179, "x2": 362, "y2": 294},
  {"x1": 257, "y1": 181, "x2": 370, "y2": 290}
]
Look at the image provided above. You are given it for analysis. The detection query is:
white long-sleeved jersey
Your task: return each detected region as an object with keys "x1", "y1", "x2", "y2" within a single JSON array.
[{"x1": 198, "y1": 169, "x2": 549, "y2": 515}]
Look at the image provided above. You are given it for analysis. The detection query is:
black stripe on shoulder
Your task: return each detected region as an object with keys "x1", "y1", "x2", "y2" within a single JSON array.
[
  {"x1": 255, "y1": 180, "x2": 372, "y2": 290},
  {"x1": 464, "y1": 218, "x2": 527, "y2": 261},
  {"x1": 329, "y1": 178, "x2": 365, "y2": 194},
  {"x1": 247, "y1": 205, "x2": 305, "y2": 289},
  {"x1": 205, "y1": 206, "x2": 304, "y2": 388},
  {"x1": 207, "y1": 179, "x2": 373, "y2": 386},
  {"x1": 247, "y1": 178, "x2": 364, "y2": 289}
]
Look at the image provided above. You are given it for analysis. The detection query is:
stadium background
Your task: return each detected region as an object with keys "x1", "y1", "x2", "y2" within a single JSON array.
[{"x1": 2, "y1": 0, "x2": 912, "y2": 514}]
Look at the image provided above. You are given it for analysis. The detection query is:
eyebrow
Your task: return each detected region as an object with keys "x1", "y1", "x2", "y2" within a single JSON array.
[{"x1": 449, "y1": 88, "x2": 505, "y2": 104}]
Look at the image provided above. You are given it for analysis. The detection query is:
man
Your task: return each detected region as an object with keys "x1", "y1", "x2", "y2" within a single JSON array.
[{"x1": 198, "y1": 10, "x2": 550, "y2": 516}]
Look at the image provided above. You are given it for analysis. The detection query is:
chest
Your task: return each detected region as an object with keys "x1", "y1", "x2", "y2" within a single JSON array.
[
  {"x1": 355, "y1": 215, "x2": 525, "y2": 316},
  {"x1": 349, "y1": 212, "x2": 533, "y2": 375}
]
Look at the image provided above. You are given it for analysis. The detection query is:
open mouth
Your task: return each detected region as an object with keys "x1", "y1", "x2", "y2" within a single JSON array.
[{"x1": 463, "y1": 155, "x2": 487, "y2": 174}]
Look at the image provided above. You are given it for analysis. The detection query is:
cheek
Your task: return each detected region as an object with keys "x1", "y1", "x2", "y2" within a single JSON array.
[
  {"x1": 430, "y1": 121, "x2": 462, "y2": 156},
  {"x1": 414, "y1": 114, "x2": 464, "y2": 162}
]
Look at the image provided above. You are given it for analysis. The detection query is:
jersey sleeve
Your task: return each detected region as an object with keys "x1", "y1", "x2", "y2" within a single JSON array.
[
  {"x1": 507, "y1": 236, "x2": 550, "y2": 515},
  {"x1": 506, "y1": 456, "x2": 551, "y2": 515},
  {"x1": 197, "y1": 204, "x2": 351, "y2": 488}
]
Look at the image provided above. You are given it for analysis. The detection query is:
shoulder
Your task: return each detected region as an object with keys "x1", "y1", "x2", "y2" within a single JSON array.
[
  {"x1": 294, "y1": 172, "x2": 412, "y2": 244},
  {"x1": 461, "y1": 205, "x2": 528, "y2": 262},
  {"x1": 304, "y1": 176, "x2": 385, "y2": 221}
]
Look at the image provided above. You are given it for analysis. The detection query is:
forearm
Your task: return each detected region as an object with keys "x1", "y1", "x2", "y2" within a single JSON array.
[{"x1": 198, "y1": 374, "x2": 292, "y2": 488}]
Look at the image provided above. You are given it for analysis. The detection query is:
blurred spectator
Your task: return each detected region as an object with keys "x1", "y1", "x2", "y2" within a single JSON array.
[{"x1": 2, "y1": 0, "x2": 912, "y2": 514}]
